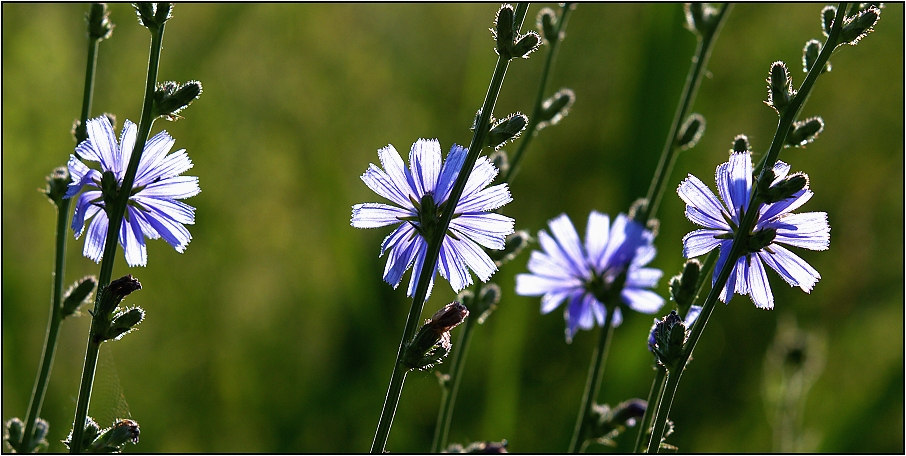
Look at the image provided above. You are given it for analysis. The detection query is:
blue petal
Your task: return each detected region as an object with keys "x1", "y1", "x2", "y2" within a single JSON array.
[
  {"x1": 139, "y1": 176, "x2": 200, "y2": 200},
  {"x1": 120, "y1": 208, "x2": 148, "y2": 267},
  {"x1": 361, "y1": 164, "x2": 412, "y2": 209},
  {"x1": 456, "y1": 183, "x2": 512, "y2": 213},
  {"x1": 515, "y1": 272, "x2": 581, "y2": 296},
  {"x1": 406, "y1": 240, "x2": 434, "y2": 298},
  {"x1": 716, "y1": 152, "x2": 752, "y2": 222},
  {"x1": 83, "y1": 211, "x2": 109, "y2": 263},
  {"x1": 409, "y1": 139, "x2": 442, "y2": 196},
  {"x1": 351, "y1": 203, "x2": 409, "y2": 229},
  {"x1": 621, "y1": 287, "x2": 664, "y2": 313},
  {"x1": 526, "y1": 250, "x2": 579, "y2": 281},
  {"x1": 449, "y1": 213, "x2": 514, "y2": 250},
  {"x1": 380, "y1": 223, "x2": 417, "y2": 257},
  {"x1": 682, "y1": 229, "x2": 724, "y2": 258},
  {"x1": 743, "y1": 254, "x2": 773, "y2": 309},
  {"x1": 383, "y1": 229, "x2": 419, "y2": 288},
  {"x1": 626, "y1": 267, "x2": 663, "y2": 289},
  {"x1": 537, "y1": 229, "x2": 586, "y2": 280},
  {"x1": 547, "y1": 214, "x2": 591, "y2": 279},
  {"x1": 134, "y1": 129, "x2": 175, "y2": 184},
  {"x1": 71, "y1": 191, "x2": 102, "y2": 237},
  {"x1": 378, "y1": 144, "x2": 418, "y2": 201},
  {"x1": 65, "y1": 155, "x2": 97, "y2": 199},
  {"x1": 758, "y1": 245, "x2": 820, "y2": 292},
  {"x1": 759, "y1": 189, "x2": 813, "y2": 223},
  {"x1": 599, "y1": 214, "x2": 645, "y2": 272},
  {"x1": 139, "y1": 203, "x2": 192, "y2": 252},
  {"x1": 435, "y1": 144, "x2": 467, "y2": 203},
  {"x1": 135, "y1": 149, "x2": 193, "y2": 187},
  {"x1": 86, "y1": 116, "x2": 120, "y2": 174},
  {"x1": 769, "y1": 212, "x2": 830, "y2": 251},
  {"x1": 584, "y1": 211, "x2": 610, "y2": 267},
  {"x1": 438, "y1": 236, "x2": 472, "y2": 291},
  {"x1": 116, "y1": 120, "x2": 137, "y2": 180},
  {"x1": 564, "y1": 291, "x2": 594, "y2": 343},
  {"x1": 539, "y1": 288, "x2": 575, "y2": 314},
  {"x1": 132, "y1": 195, "x2": 196, "y2": 225},
  {"x1": 447, "y1": 235, "x2": 497, "y2": 284},
  {"x1": 612, "y1": 307, "x2": 623, "y2": 328},
  {"x1": 458, "y1": 156, "x2": 498, "y2": 204},
  {"x1": 677, "y1": 174, "x2": 729, "y2": 230},
  {"x1": 685, "y1": 305, "x2": 702, "y2": 325},
  {"x1": 714, "y1": 241, "x2": 738, "y2": 304}
]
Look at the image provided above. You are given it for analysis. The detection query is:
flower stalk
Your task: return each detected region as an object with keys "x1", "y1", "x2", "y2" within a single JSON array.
[
  {"x1": 430, "y1": 301, "x2": 477, "y2": 453},
  {"x1": 568, "y1": 307, "x2": 615, "y2": 453},
  {"x1": 69, "y1": 15, "x2": 167, "y2": 453},
  {"x1": 645, "y1": 5, "x2": 848, "y2": 453},
  {"x1": 370, "y1": 4, "x2": 529, "y2": 453}
]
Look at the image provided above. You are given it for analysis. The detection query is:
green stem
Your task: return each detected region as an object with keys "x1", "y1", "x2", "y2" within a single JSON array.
[
  {"x1": 633, "y1": 365, "x2": 666, "y2": 453},
  {"x1": 370, "y1": 6, "x2": 528, "y2": 453},
  {"x1": 637, "y1": 3, "x2": 732, "y2": 224},
  {"x1": 645, "y1": 5, "x2": 847, "y2": 452},
  {"x1": 69, "y1": 22, "x2": 166, "y2": 453},
  {"x1": 504, "y1": 3, "x2": 574, "y2": 184},
  {"x1": 430, "y1": 311, "x2": 477, "y2": 453},
  {"x1": 568, "y1": 307, "x2": 615, "y2": 453},
  {"x1": 75, "y1": 38, "x2": 99, "y2": 145}
]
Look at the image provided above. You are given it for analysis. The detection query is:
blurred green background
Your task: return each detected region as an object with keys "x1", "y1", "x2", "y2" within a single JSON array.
[{"x1": 3, "y1": 3, "x2": 903, "y2": 453}]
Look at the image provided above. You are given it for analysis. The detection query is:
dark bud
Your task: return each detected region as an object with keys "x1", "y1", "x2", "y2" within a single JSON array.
[
  {"x1": 765, "y1": 61, "x2": 795, "y2": 114},
  {"x1": 536, "y1": 88, "x2": 575, "y2": 131},
  {"x1": 511, "y1": 31, "x2": 541, "y2": 59},
  {"x1": 489, "y1": 230, "x2": 532, "y2": 266},
  {"x1": 402, "y1": 302, "x2": 469, "y2": 371},
  {"x1": 669, "y1": 259, "x2": 701, "y2": 313},
  {"x1": 64, "y1": 417, "x2": 101, "y2": 452},
  {"x1": 649, "y1": 311, "x2": 688, "y2": 370},
  {"x1": 44, "y1": 166, "x2": 71, "y2": 207},
  {"x1": 611, "y1": 399, "x2": 647, "y2": 427},
  {"x1": 492, "y1": 4, "x2": 516, "y2": 60},
  {"x1": 8, "y1": 418, "x2": 51, "y2": 453},
  {"x1": 445, "y1": 440, "x2": 509, "y2": 453},
  {"x1": 62, "y1": 276, "x2": 98, "y2": 318},
  {"x1": 474, "y1": 283, "x2": 502, "y2": 324},
  {"x1": 537, "y1": 7, "x2": 559, "y2": 42},
  {"x1": 746, "y1": 228, "x2": 777, "y2": 253},
  {"x1": 489, "y1": 150, "x2": 509, "y2": 181},
  {"x1": 486, "y1": 113, "x2": 528, "y2": 150},
  {"x1": 802, "y1": 39, "x2": 831, "y2": 74},
  {"x1": 840, "y1": 6, "x2": 881, "y2": 46},
  {"x1": 676, "y1": 113, "x2": 705, "y2": 150},
  {"x1": 134, "y1": 2, "x2": 171, "y2": 30},
  {"x1": 153, "y1": 80, "x2": 203, "y2": 121},
  {"x1": 732, "y1": 134, "x2": 750, "y2": 153},
  {"x1": 785, "y1": 117, "x2": 824, "y2": 148},
  {"x1": 88, "y1": 419, "x2": 140, "y2": 453},
  {"x1": 103, "y1": 307, "x2": 145, "y2": 341},
  {"x1": 87, "y1": 3, "x2": 114, "y2": 41},
  {"x1": 684, "y1": 3, "x2": 719, "y2": 37},
  {"x1": 821, "y1": 6, "x2": 836, "y2": 37},
  {"x1": 4, "y1": 418, "x2": 23, "y2": 452},
  {"x1": 29, "y1": 419, "x2": 49, "y2": 453},
  {"x1": 97, "y1": 275, "x2": 142, "y2": 317},
  {"x1": 760, "y1": 173, "x2": 808, "y2": 204}
]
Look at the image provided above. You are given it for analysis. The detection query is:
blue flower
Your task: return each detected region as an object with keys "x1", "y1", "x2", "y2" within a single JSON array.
[
  {"x1": 65, "y1": 116, "x2": 200, "y2": 267},
  {"x1": 516, "y1": 212, "x2": 664, "y2": 342},
  {"x1": 351, "y1": 139, "x2": 514, "y2": 298},
  {"x1": 678, "y1": 152, "x2": 830, "y2": 309}
]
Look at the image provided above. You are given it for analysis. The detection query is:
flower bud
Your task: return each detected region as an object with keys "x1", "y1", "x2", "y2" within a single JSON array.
[
  {"x1": 765, "y1": 61, "x2": 795, "y2": 114},
  {"x1": 62, "y1": 276, "x2": 98, "y2": 318},
  {"x1": 402, "y1": 302, "x2": 469, "y2": 371},
  {"x1": 153, "y1": 80, "x2": 203, "y2": 121},
  {"x1": 537, "y1": 7, "x2": 559, "y2": 43},
  {"x1": 134, "y1": 2, "x2": 171, "y2": 30},
  {"x1": 88, "y1": 419, "x2": 140, "y2": 453},
  {"x1": 746, "y1": 228, "x2": 778, "y2": 253},
  {"x1": 684, "y1": 3, "x2": 719, "y2": 37},
  {"x1": 802, "y1": 39, "x2": 831, "y2": 74},
  {"x1": 492, "y1": 4, "x2": 516, "y2": 60},
  {"x1": 676, "y1": 113, "x2": 705, "y2": 150},
  {"x1": 474, "y1": 283, "x2": 501, "y2": 324},
  {"x1": 649, "y1": 311, "x2": 688, "y2": 370},
  {"x1": 669, "y1": 259, "x2": 701, "y2": 313},
  {"x1": 732, "y1": 134, "x2": 750, "y2": 153},
  {"x1": 536, "y1": 88, "x2": 575, "y2": 131},
  {"x1": 822, "y1": 5, "x2": 837, "y2": 37},
  {"x1": 760, "y1": 173, "x2": 808, "y2": 204},
  {"x1": 488, "y1": 230, "x2": 532, "y2": 266},
  {"x1": 785, "y1": 117, "x2": 824, "y2": 148},
  {"x1": 64, "y1": 416, "x2": 101, "y2": 452},
  {"x1": 4, "y1": 418, "x2": 23, "y2": 451},
  {"x1": 486, "y1": 113, "x2": 528, "y2": 150},
  {"x1": 840, "y1": 6, "x2": 880, "y2": 45},
  {"x1": 44, "y1": 166, "x2": 71, "y2": 207},
  {"x1": 104, "y1": 307, "x2": 145, "y2": 341},
  {"x1": 489, "y1": 150, "x2": 509, "y2": 181},
  {"x1": 511, "y1": 31, "x2": 541, "y2": 59},
  {"x1": 87, "y1": 3, "x2": 114, "y2": 41},
  {"x1": 97, "y1": 275, "x2": 141, "y2": 318}
]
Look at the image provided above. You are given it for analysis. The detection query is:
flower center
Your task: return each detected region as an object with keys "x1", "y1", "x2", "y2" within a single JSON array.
[
  {"x1": 585, "y1": 268, "x2": 627, "y2": 305},
  {"x1": 404, "y1": 192, "x2": 458, "y2": 241}
]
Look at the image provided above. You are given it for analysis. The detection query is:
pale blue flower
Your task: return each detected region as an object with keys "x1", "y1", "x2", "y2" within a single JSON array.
[
  {"x1": 516, "y1": 212, "x2": 664, "y2": 342},
  {"x1": 65, "y1": 116, "x2": 200, "y2": 267},
  {"x1": 351, "y1": 139, "x2": 514, "y2": 298},
  {"x1": 678, "y1": 151, "x2": 830, "y2": 309}
]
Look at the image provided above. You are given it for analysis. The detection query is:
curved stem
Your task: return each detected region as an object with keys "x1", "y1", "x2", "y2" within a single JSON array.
[
  {"x1": 370, "y1": 6, "x2": 529, "y2": 453},
  {"x1": 430, "y1": 313, "x2": 477, "y2": 453},
  {"x1": 632, "y1": 365, "x2": 665, "y2": 454},
  {"x1": 637, "y1": 3, "x2": 732, "y2": 224},
  {"x1": 504, "y1": 3, "x2": 574, "y2": 184},
  {"x1": 645, "y1": 5, "x2": 847, "y2": 452},
  {"x1": 568, "y1": 307, "x2": 615, "y2": 453},
  {"x1": 70, "y1": 23, "x2": 166, "y2": 453}
]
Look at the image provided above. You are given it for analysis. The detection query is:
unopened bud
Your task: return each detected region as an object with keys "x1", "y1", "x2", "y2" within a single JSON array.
[
  {"x1": 537, "y1": 7, "x2": 559, "y2": 42},
  {"x1": 684, "y1": 3, "x2": 719, "y2": 37},
  {"x1": 429, "y1": 301, "x2": 469, "y2": 333},
  {"x1": 489, "y1": 150, "x2": 509, "y2": 180},
  {"x1": 732, "y1": 134, "x2": 750, "y2": 153},
  {"x1": 760, "y1": 173, "x2": 809, "y2": 204},
  {"x1": 676, "y1": 113, "x2": 705, "y2": 150},
  {"x1": 62, "y1": 276, "x2": 98, "y2": 318},
  {"x1": 649, "y1": 311, "x2": 688, "y2": 370},
  {"x1": 97, "y1": 275, "x2": 141, "y2": 317},
  {"x1": 511, "y1": 31, "x2": 541, "y2": 59},
  {"x1": 402, "y1": 302, "x2": 468, "y2": 371},
  {"x1": 87, "y1": 3, "x2": 114, "y2": 41},
  {"x1": 88, "y1": 419, "x2": 140, "y2": 453},
  {"x1": 802, "y1": 40, "x2": 831, "y2": 74},
  {"x1": 536, "y1": 88, "x2": 575, "y2": 130},
  {"x1": 4, "y1": 418, "x2": 23, "y2": 451},
  {"x1": 786, "y1": 117, "x2": 824, "y2": 148},
  {"x1": 475, "y1": 283, "x2": 501, "y2": 324},
  {"x1": 104, "y1": 307, "x2": 145, "y2": 341},
  {"x1": 64, "y1": 417, "x2": 101, "y2": 452},
  {"x1": 746, "y1": 228, "x2": 778, "y2": 253},
  {"x1": 669, "y1": 259, "x2": 701, "y2": 313},
  {"x1": 134, "y1": 2, "x2": 171, "y2": 30},
  {"x1": 840, "y1": 6, "x2": 880, "y2": 45},
  {"x1": 766, "y1": 61, "x2": 795, "y2": 114},
  {"x1": 492, "y1": 4, "x2": 516, "y2": 59},
  {"x1": 488, "y1": 230, "x2": 532, "y2": 266},
  {"x1": 822, "y1": 6, "x2": 837, "y2": 37},
  {"x1": 153, "y1": 80, "x2": 203, "y2": 121},
  {"x1": 486, "y1": 113, "x2": 528, "y2": 150},
  {"x1": 44, "y1": 166, "x2": 71, "y2": 206}
]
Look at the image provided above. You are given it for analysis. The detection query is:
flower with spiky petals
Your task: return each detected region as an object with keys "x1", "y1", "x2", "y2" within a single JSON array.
[
  {"x1": 516, "y1": 212, "x2": 664, "y2": 342},
  {"x1": 678, "y1": 152, "x2": 830, "y2": 309},
  {"x1": 351, "y1": 139, "x2": 514, "y2": 299},
  {"x1": 65, "y1": 116, "x2": 200, "y2": 267}
]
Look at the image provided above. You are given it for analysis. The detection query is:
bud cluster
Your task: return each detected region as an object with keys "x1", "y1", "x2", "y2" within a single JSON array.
[
  {"x1": 153, "y1": 80, "x2": 203, "y2": 121},
  {"x1": 583, "y1": 399, "x2": 646, "y2": 447},
  {"x1": 87, "y1": 3, "x2": 115, "y2": 41},
  {"x1": 4, "y1": 417, "x2": 48, "y2": 453},
  {"x1": 134, "y1": 2, "x2": 172, "y2": 30},
  {"x1": 492, "y1": 4, "x2": 541, "y2": 60},
  {"x1": 94, "y1": 275, "x2": 145, "y2": 343},
  {"x1": 401, "y1": 302, "x2": 469, "y2": 371},
  {"x1": 648, "y1": 311, "x2": 689, "y2": 370},
  {"x1": 64, "y1": 417, "x2": 139, "y2": 453}
]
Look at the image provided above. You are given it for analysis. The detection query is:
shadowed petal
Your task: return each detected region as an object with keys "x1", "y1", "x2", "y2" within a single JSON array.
[
  {"x1": 682, "y1": 229, "x2": 724, "y2": 258},
  {"x1": 758, "y1": 245, "x2": 820, "y2": 292},
  {"x1": 622, "y1": 288, "x2": 664, "y2": 313},
  {"x1": 406, "y1": 241, "x2": 433, "y2": 298},
  {"x1": 83, "y1": 211, "x2": 109, "y2": 263},
  {"x1": 380, "y1": 223, "x2": 417, "y2": 256},
  {"x1": 72, "y1": 191, "x2": 103, "y2": 237},
  {"x1": 383, "y1": 232, "x2": 420, "y2": 288},
  {"x1": 435, "y1": 144, "x2": 467, "y2": 203},
  {"x1": 565, "y1": 291, "x2": 595, "y2": 342},
  {"x1": 744, "y1": 255, "x2": 773, "y2": 309}
]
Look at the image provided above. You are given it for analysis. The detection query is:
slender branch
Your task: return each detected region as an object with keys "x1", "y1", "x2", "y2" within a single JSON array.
[
  {"x1": 637, "y1": 3, "x2": 732, "y2": 225},
  {"x1": 370, "y1": 5, "x2": 529, "y2": 453},
  {"x1": 504, "y1": 3, "x2": 574, "y2": 184},
  {"x1": 430, "y1": 311, "x2": 477, "y2": 453},
  {"x1": 633, "y1": 365, "x2": 666, "y2": 454},
  {"x1": 568, "y1": 307, "x2": 615, "y2": 453},
  {"x1": 69, "y1": 22, "x2": 167, "y2": 453},
  {"x1": 645, "y1": 5, "x2": 848, "y2": 452}
]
